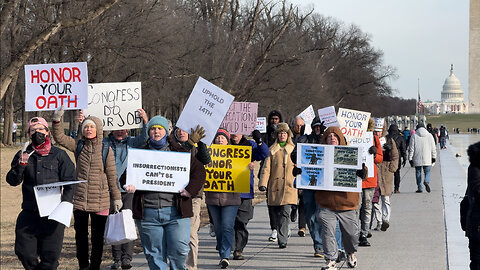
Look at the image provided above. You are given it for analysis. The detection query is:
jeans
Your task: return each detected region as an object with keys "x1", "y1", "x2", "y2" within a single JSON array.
[
  {"x1": 358, "y1": 188, "x2": 374, "y2": 237},
  {"x1": 415, "y1": 166, "x2": 431, "y2": 191},
  {"x1": 440, "y1": 137, "x2": 447, "y2": 148},
  {"x1": 302, "y1": 190, "x2": 322, "y2": 250},
  {"x1": 208, "y1": 205, "x2": 239, "y2": 259},
  {"x1": 136, "y1": 207, "x2": 190, "y2": 270},
  {"x1": 372, "y1": 195, "x2": 391, "y2": 224}
]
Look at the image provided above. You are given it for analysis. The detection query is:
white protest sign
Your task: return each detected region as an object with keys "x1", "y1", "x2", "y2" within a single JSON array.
[
  {"x1": 48, "y1": 201, "x2": 74, "y2": 227},
  {"x1": 296, "y1": 143, "x2": 363, "y2": 192},
  {"x1": 83, "y1": 82, "x2": 143, "y2": 130},
  {"x1": 126, "y1": 148, "x2": 191, "y2": 193},
  {"x1": 176, "y1": 77, "x2": 235, "y2": 145},
  {"x1": 318, "y1": 106, "x2": 339, "y2": 127},
  {"x1": 256, "y1": 117, "x2": 267, "y2": 133},
  {"x1": 349, "y1": 132, "x2": 374, "y2": 178},
  {"x1": 220, "y1": 102, "x2": 258, "y2": 135},
  {"x1": 337, "y1": 108, "x2": 371, "y2": 140},
  {"x1": 25, "y1": 62, "x2": 88, "y2": 111},
  {"x1": 374, "y1": 117, "x2": 385, "y2": 131},
  {"x1": 297, "y1": 105, "x2": 315, "y2": 135}
]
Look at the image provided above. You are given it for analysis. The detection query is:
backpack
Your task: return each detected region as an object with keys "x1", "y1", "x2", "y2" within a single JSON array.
[{"x1": 75, "y1": 139, "x2": 109, "y2": 168}]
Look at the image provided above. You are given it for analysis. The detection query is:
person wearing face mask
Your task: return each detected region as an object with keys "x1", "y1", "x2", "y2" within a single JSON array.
[
  {"x1": 125, "y1": 116, "x2": 206, "y2": 270},
  {"x1": 51, "y1": 107, "x2": 122, "y2": 270},
  {"x1": 7, "y1": 117, "x2": 76, "y2": 270}
]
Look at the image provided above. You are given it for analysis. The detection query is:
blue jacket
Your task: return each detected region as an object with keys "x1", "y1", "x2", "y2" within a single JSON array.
[{"x1": 232, "y1": 137, "x2": 269, "y2": 199}]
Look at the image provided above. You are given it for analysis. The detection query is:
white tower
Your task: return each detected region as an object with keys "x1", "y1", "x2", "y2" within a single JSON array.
[{"x1": 469, "y1": 0, "x2": 480, "y2": 113}]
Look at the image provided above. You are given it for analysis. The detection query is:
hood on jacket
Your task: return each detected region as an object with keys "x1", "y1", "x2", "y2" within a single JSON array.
[
  {"x1": 321, "y1": 127, "x2": 347, "y2": 146},
  {"x1": 367, "y1": 117, "x2": 375, "y2": 132},
  {"x1": 388, "y1": 124, "x2": 400, "y2": 135},
  {"x1": 468, "y1": 141, "x2": 480, "y2": 167},
  {"x1": 415, "y1": 127, "x2": 430, "y2": 137},
  {"x1": 268, "y1": 110, "x2": 283, "y2": 125},
  {"x1": 81, "y1": 116, "x2": 103, "y2": 141}
]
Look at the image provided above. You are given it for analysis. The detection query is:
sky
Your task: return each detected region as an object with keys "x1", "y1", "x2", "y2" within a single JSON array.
[{"x1": 289, "y1": 0, "x2": 470, "y2": 102}]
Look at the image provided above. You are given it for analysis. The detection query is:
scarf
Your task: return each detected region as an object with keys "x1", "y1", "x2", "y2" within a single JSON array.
[
  {"x1": 149, "y1": 136, "x2": 168, "y2": 150},
  {"x1": 33, "y1": 136, "x2": 52, "y2": 156},
  {"x1": 279, "y1": 141, "x2": 287, "y2": 148}
]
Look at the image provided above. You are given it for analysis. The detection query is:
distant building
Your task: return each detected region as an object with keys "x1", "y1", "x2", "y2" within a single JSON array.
[
  {"x1": 469, "y1": 0, "x2": 480, "y2": 113},
  {"x1": 423, "y1": 65, "x2": 468, "y2": 114}
]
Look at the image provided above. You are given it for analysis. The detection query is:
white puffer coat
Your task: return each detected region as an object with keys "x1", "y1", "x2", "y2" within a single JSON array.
[{"x1": 407, "y1": 127, "x2": 437, "y2": 166}]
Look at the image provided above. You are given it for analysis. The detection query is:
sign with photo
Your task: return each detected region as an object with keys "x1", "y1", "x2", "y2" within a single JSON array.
[
  {"x1": 204, "y1": 144, "x2": 251, "y2": 193},
  {"x1": 296, "y1": 143, "x2": 363, "y2": 192}
]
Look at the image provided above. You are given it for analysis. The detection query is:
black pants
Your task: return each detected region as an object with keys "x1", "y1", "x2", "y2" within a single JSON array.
[
  {"x1": 270, "y1": 205, "x2": 291, "y2": 246},
  {"x1": 111, "y1": 193, "x2": 134, "y2": 264},
  {"x1": 15, "y1": 210, "x2": 65, "y2": 270},
  {"x1": 74, "y1": 210, "x2": 108, "y2": 270},
  {"x1": 394, "y1": 168, "x2": 401, "y2": 191},
  {"x1": 234, "y1": 199, "x2": 254, "y2": 252},
  {"x1": 470, "y1": 235, "x2": 480, "y2": 270},
  {"x1": 298, "y1": 193, "x2": 306, "y2": 229}
]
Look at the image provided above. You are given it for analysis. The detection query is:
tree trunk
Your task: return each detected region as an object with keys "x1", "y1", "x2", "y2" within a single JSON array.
[{"x1": 2, "y1": 74, "x2": 17, "y2": 145}]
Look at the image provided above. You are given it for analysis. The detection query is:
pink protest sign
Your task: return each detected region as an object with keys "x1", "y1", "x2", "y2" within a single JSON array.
[{"x1": 220, "y1": 102, "x2": 258, "y2": 135}]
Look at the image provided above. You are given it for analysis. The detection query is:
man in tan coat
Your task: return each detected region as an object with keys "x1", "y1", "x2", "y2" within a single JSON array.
[{"x1": 259, "y1": 123, "x2": 298, "y2": 248}]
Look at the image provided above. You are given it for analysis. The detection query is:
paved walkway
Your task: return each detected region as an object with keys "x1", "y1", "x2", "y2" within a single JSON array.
[{"x1": 109, "y1": 147, "x2": 468, "y2": 269}]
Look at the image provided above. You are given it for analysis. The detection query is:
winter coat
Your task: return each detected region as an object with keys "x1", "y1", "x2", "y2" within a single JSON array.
[
  {"x1": 408, "y1": 127, "x2": 437, "y2": 166},
  {"x1": 7, "y1": 145, "x2": 76, "y2": 211},
  {"x1": 314, "y1": 127, "x2": 361, "y2": 211},
  {"x1": 259, "y1": 139, "x2": 298, "y2": 206},
  {"x1": 52, "y1": 116, "x2": 121, "y2": 212},
  {"x1": 386, "y1": 125, "x2": 407, "y2": 169},
  {"x1": 466, "y1": 142, "x2": 480, "y2": 237},
  {"x1": 131, "y1": 136, "x2": 206, "y2": 219},
  {"x1": 362, "y1": 135, "x2": 383, "y2": 189},
  {"x1": 263, "y1": 110, "x2": 283, "y2": 147},
  {"x1": 377, "y1": 138, "x2": 399, "y2": 196}
]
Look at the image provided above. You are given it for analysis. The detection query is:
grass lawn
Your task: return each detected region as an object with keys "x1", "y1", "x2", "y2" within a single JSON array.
[{"x1": 426, "y1": 114, "x2": 480, "y2": 132}]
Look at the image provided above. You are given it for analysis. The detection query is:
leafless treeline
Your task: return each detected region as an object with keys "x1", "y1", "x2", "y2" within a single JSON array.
[{"x1": 0, "y1": 0, "x2": 414, "y2": 145}]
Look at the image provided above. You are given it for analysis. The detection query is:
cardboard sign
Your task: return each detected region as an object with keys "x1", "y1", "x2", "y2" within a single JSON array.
[
  {"x1": 297, "y1": 105, "x2": 315, "y2": 135},
  {"x1": 296, "y1": 143, "x2": 362, "y2": 192},
  {"x1": 220, "y1": 102, "x2": 258, "y2": 135},
  {"x1": 204, "y1": 144, "x2": 251, "y2": 193},
  {"x1": 349, "y1": 132, "x2": 374, "y2": 178},
  {"x1": 25, "y1": 62, "x2": 88, "y2": 111},
  {"x1": 337, "y1": 108, "x2": 371, "y2": 140},
  {"x1": 83, "y1": 82, "x2": 143, "y2": 130},
  {"x1": 176, "y1": 77, "x2": 235, "y2": 145},
  {"x1": 318, "y1": 106, "x2": 339, "y2": 127},
  {"x1": 256, "y1": 117, "x2": 267, "y2": 133},
  {"x1": 126, "y1": 148, "x2": 191, "y2": 193}
]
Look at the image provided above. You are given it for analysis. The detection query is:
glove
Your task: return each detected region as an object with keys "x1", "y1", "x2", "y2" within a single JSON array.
[
  {"x1": 431, "y1": 158, "x2": 436, "y2": 163},
  {"x1": 292, "y1": 167, "x2": 302, "y2": 176},
  {"x1": 409, "y1": 160, "x2": 414, "y2": 167},
  {"x1": 319, "y1": 121, "x2": 327, "y2": 134},
  {"x1": 52, "y1": 105, "x2": 65, "y2": 122},
  {"x1": 188, "y1": 125, "x2": 206, "y2": 146},
  {"x1": 402, "y1": 158, "x2": 406, "y2": 168},
  {"x1": 356, "y1": 163, "x2": 367, "y2": 179},
  {"x1": 252, "y1": 130, "x2": 263, "y2": 144},
  {"x1": 113, "y1": 200, "x2": 123, "y2": 213},
  {"x1": 368, "y1": 146, "x2": 377, "y2": 155},
  {"x1": 259, "y1": 186, "x2": 266, "y2": 192}
]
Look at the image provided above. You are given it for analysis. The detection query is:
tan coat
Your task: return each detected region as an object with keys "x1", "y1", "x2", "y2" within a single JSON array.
[
  {"x1": 52, "y1": 116, "x2": 121, "y2": 212},
  {"x1": 377, "y1": 138, "x2": 399, "y2": 196},
  {"x1": 259, "y1": 141, "x2": 298, "y2": 206}
]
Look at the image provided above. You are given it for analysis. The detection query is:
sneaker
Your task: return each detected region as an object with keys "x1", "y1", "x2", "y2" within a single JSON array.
[
  {"x1": 347, "y1": 253, "x2": 357, "y2": 268},
  {"x1": 373, "y1": 224, "x2": 381, "y2": 231},
  {"x1": 209, "y1": 223, "x2": 216, "y2": 237},
  {"x1": 121, "y1": 261, "x2": 132, "y2": 269},
  {"x1": 298, "y1": 228, "x2": 306, "y2": 237},
  {"x1": 416, "y1": 189, "x2": 423, "y2": 193},
  {"x1": 321, "y1": 260, "x2": 337, "y2": 270},
  {"x1": 336, "y1": 250, "x2": 346, "y2": 263},
  {"x1": 314, "y1": 248, "x2": 324, "y2": 257},
  {"x1": 358, "y1": 236, "x2": 371, "y2": 247},
  {"x1": 366, "y1": 232, "x2": 372, "y2": 238},
  {"x1": 220, "y1": 258, "x2": 229, "y2": 269},
  {"x1": 394, "y1": 189, "x2": 400, "y2": 193},
  {"x1": 381, "y1": 221, "x2": 390, "y2": 231},
  {"x1": 279, "y1": 243, "x2": 287, "y2": 249},
  {"x1": 111, "y1": 262, "x2": 121, "y2": 269},
  {"x1": 424, "y1": 182, "x2": 431, "y2": 193},
  {"x1": 233, "y1": 250, "x2": 244, "y2": 260},
  {"x1": 268, "y1": 229, "x2": 277, "y2": 242}
]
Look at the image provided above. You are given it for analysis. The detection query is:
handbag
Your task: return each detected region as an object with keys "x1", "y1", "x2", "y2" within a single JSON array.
[{"x1": 104, "y1": 209, "x2": 137, "y2": 245}]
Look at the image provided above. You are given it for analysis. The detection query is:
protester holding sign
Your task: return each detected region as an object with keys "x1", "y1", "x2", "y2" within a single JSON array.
[
  {"x1": 231, "y1": 131, "x2": 269, "y2": 260},
  {"x1": 259, "y1": 123, "x2": 298, "y2": 249},
  {"x1": 100, "y1": 108, "x2": 148, "y2": 270},
  {"x1": 314, "y1": 126, "x2": 367, "y2": 270},
  {"x1": 169, "y1": 125, "x2": 211, "y2": 270},
  {"x1": 52, "y1": 108, "x2": 122, "y2": 270},
  {"x1": 126, "y1": 115, "x2": 206, "y2": 270},
  {"x1": 205, "y1": 129, "x2": 241, "y2": 269},
  {"x1": 6, "y1": 117, "x2": 76, "y2": 270}
]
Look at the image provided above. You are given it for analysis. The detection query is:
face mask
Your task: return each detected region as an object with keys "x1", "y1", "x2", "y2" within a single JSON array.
[{"x1": 31, "y1": 131, "x2": 46, "y2": 146}]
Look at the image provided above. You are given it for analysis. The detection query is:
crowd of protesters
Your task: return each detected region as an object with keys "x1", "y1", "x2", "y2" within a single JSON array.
[{"x1": 10, "y1": 104, "x2": 469, "y2": 270}]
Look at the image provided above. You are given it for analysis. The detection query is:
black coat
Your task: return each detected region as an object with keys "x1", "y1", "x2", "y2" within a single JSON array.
[
  {"x1": 6, "y1": 145, "x2": 76, "y2": 211},
  {"x1": 387, "y1": 128, "x2": 407, "y2": 167}
]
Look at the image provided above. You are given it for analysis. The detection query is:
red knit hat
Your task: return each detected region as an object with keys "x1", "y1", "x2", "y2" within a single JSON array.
[{"x1": 215, "y1": 128, "x2": 231, "y2": 143}]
